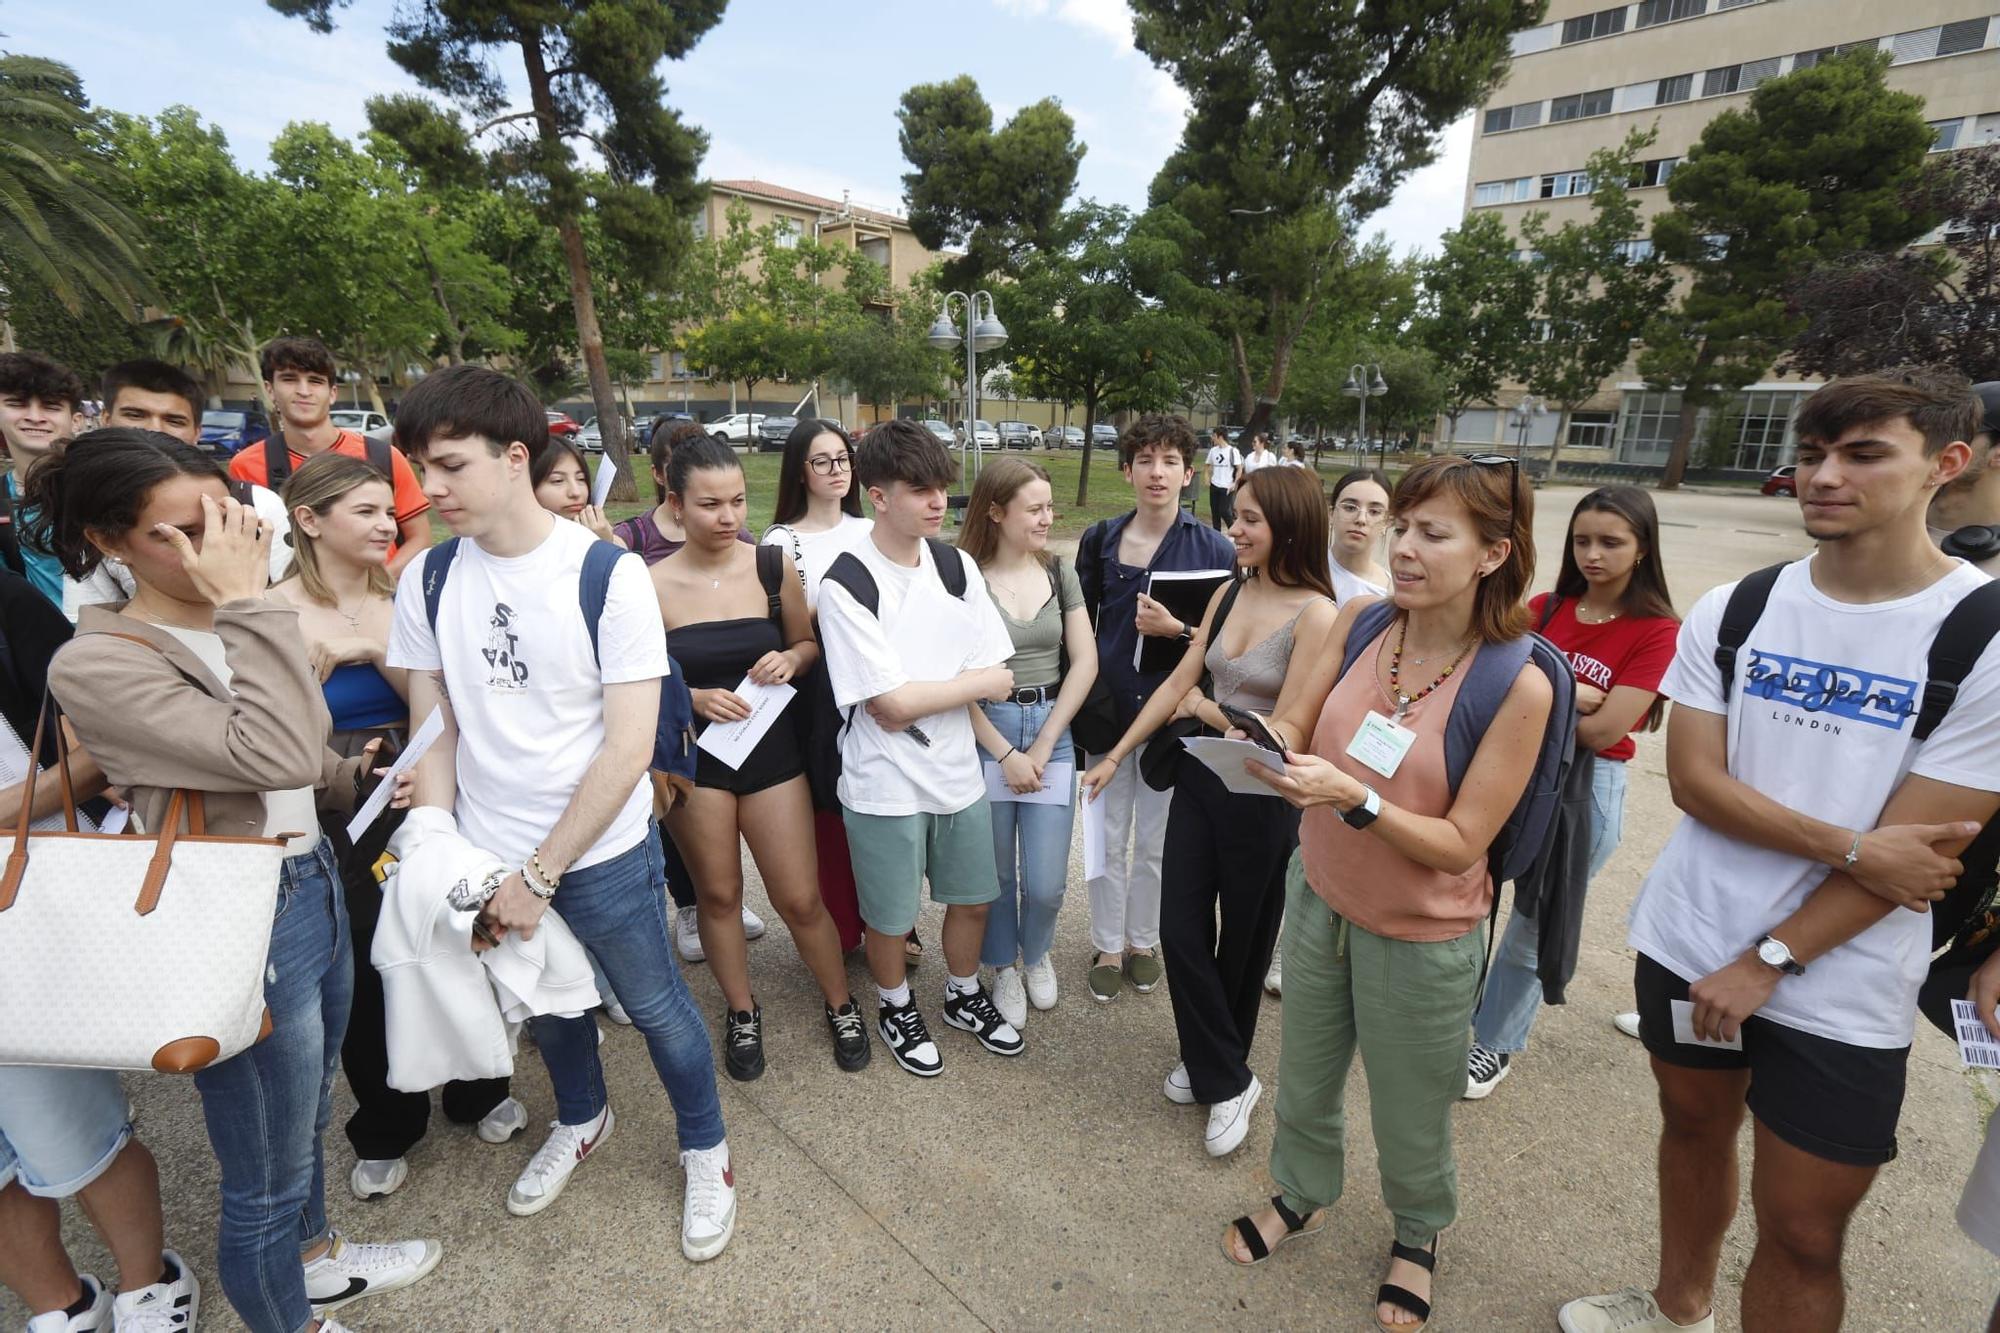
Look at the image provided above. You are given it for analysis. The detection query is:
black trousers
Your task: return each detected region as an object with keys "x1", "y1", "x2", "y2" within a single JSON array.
[
  {"x1": 1159, "y1": 759, "x2": 1299, "y2": 1105},
  {"x1": 1208, "y1": 484, "x2": 1233, "y2": 529},
  {"x1": 662, "y1": 820, "x2": 696, "y2": 910},
  {"x1": 335, "y1": 808, "x2": 511, "y2": 1161}
]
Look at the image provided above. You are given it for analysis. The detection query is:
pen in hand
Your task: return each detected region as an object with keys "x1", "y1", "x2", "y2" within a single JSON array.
[{"x1": 905, "y1": 724, "x2": 933, "y2": 748}]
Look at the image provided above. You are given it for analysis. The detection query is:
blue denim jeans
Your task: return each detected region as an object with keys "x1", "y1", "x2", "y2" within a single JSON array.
[
  {"x1": 1471, "y1": 758, "x2": 1628, "y2": 1054},
  {"x1": 977, "y1": 699, "x2": 1075, "y2": 969},
  {"x1": 191, "y1": 838, "x2": 351, "y2": 1333},
  {"x1": 528, "y1": 825, "x2": 724, "y2": 1152}
]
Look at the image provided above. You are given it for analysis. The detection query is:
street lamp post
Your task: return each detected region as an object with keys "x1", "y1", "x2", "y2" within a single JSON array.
[
  {"x1": 928, "y1": 291, "x2": 1008, "y2": 483},
  {"x1": 1341, "y1": 363, "x2": 1387, "y2": 468},
  {"x1": 1511, "y1": 395, "x2": 1547, "y2": 459}
]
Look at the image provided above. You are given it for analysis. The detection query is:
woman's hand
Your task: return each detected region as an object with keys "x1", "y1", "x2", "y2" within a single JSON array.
[
  {"x1": 1971, "y1": 947, "x2": 2000, "y2": 1041},
  {"x1": 692, "y1": 687, "x2": 753, "y2": 724},
  {"x1": 158, "y1": 494, "x2": 269, "y2": 607},
  {"x1": 1134, "y1": 592, "x2": 1183, "y2": 639},
  {"x1": 1081, "y1": 756, "x2": 1119, "y2": 802},
  {"x1": 1251, "y1": 750, "x2": 1365, "y2": 812},
  {"x1": 308, "y1": 636, "x2": 382, "y2": 682},
  {"x1": 1172, "y1": 686, "x2": 1206, "y2": 723},
  {"x1": 1574, "y1": 683, "x2": 1609, "y2": 716},
  {"x1": 1000, "y1": 748, "x2": 1042, "y2": 794},
  {"x1": 578, "y1": 504, "x2": 617, "y2": 543},
  {"x1": 748, "y1": 649, "x2": 797, "y2": 686},
  {"x1": 363, "y1": 738, "x2": 415, "y2": 810},
  {"x1": 1025, "y1": 735, "x2": 1057, "y2": 775}
]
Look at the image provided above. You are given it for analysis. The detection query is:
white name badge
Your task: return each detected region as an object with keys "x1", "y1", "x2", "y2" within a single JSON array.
[{"x1": 1345, "y1": 710, "x2": 1417, "y2": 779}]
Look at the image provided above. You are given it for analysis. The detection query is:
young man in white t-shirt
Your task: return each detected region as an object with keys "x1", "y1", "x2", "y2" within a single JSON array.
[
  {"x1": 384, "y1": 365, "x2": 736, "y2": 1261},
  {"x1": 1203, "y1": 426, "x2": 1242, "y2": 530},
  {"x1": 816, "y1": 419, "x2": 1022, "y2": 1076},
  {"x1": 1562, "y1": 370, "x2": 2000, "y2": 1333}
]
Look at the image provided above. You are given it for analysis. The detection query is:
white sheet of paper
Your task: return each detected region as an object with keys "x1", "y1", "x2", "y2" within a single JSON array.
[
  {"x1": 984, "y1": 761, "x2": 1072, "y2": 805},
  {"x1": 1080, "y1": 787, "x2": 1107, "y2": 880},
  {"x1": 695, "y1": 677, "x2": 797, "y2": 770},
  {"x1": 345, "y1": 707, "x2": 445, "y2": 844},
  {"x1": 1952, "y1": 999, "x2": 2000, "y2": 1070},
  {"x1": 1668, "y1": 998, "x2": 1744, "y2": 1051},
  {"x1": 1179, "y1": 735, "x2": 1285, "y2": 797},
  {"x1": 97, "y1": 805, "x2": 130, "y2": 834},
  {"x1": 589, "y1": 452, "x2": 619, "y2": 508},
  {"x1": 0, "y1": 713, "x2": 96, "y2": 833}
]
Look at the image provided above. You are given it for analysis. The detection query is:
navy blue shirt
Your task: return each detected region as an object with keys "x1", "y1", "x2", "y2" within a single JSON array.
[{"x1": 1075, "y1": 508, "x2": 1235, "y2": 731}]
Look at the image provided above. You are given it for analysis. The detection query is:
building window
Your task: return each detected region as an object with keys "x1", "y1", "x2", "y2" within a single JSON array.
[
  {"x1": 1483, "y1": 100, "x2": 1543, "y2": 134},
  {"x1": 1792, "y1": 47, "x2": 1834, "y2": 70},
  {"x1": 1550, "y1": 88, "x2": 1614, "y2": 122},
  {"x1": 1939, "y1": 16, "x2": 1990, "y2": 56},
  {"x1": 1474, "y1": 177, "x2": 1534, "y2": 206},
  {"x1": 772, "y1": 217, "x2": 801, "y2": 249},
  {"x1": 648, "y1": 353, "x2": 666, "y2": 382},
  {"x1": 1566, "y1": 411, "x2": 1618, "y2": 452},
  {"x1": 1717, "y1": 0, "x2": 1760, "y2": 8},
  {"x1": 1703, "y1": 65, "x2": 1742, "y2": 97},
  {"x1": 1931, "y1": 118, "x2": 1964, "y2": 151},
  {"x1": 1619, "y1": 391, "x2": 1684, "y2": 463},
  {"x1": 1633, "y1": 157, "x2": 1679, "y2": 187},
  {"x1": 1540, "y1": 169, "x2": 1594, "y2": 199},
  {"x1": 1741, "y1": 56, "x2": 1782, "y2": 89},
  {"x1": 1727, "y1": 390, "x2": 1810, "y2": 471},
  {"x1": 1656, "y1": 73, "x2": 1695, "y2": 105},
  {"x1": 1613, "y1": 238, "x2": 1656, "y2": 263},
  {"x1": 1637, "y1": 0, "x2": 1706, "y2": 29},
  {"x1": 690, "y1": 209, "x2": 708, "y2": 240},
  {"x1": 1562, "y1": 6, "x2": 1627, "y2": 43}
]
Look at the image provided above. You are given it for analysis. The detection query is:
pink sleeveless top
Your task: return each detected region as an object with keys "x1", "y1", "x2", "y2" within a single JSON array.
[{"x1": 1299, "y1": 635, "x2": 1492, "y2": 942}]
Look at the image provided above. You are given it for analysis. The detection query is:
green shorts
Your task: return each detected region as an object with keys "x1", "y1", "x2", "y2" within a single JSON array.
[{"x1": 842, "y1": 801, "x2": 1002, "y2": 935}]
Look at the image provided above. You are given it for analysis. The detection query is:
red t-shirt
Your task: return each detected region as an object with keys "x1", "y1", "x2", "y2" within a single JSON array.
[
  {"x1": 1531, "y1": 592, "x2": 1679, "y2": 762},
  {"x1": 228, "y1": 431, "x2": 430, "y2": 559}
]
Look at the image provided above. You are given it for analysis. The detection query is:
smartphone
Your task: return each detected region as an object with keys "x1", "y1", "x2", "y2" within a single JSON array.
[{"x1": 1219, "y1": 703, "x2": 1284, "y2": 755}]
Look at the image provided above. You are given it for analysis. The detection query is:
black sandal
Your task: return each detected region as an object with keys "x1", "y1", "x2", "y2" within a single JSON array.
[
  {"x1": 904, "y1": 930, "x2": 923, "y2": 967},
  {"x1": 1221, "y1": 1195, "x2": 1324, "y2": 1266},
  {"x1": 1373, "y1": 1235, "x2": 1440, "y2": 1331}
]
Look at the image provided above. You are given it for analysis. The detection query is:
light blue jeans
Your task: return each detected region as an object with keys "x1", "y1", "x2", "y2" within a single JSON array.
[
  {"x1": 977, "y1": 698, "x2": 1075, "y2": 970},
  {"x1": 1471, "y1": 758, "x2": 1627, "y2": 1054}
]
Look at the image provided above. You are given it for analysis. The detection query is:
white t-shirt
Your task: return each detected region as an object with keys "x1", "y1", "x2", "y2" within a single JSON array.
[
  {"x1": 65, "y1": 484, "x2": 292, "y2": 623},
  {"x1": 1205, "y1": 445, "x2": 1242, "y2": 488},
  {"x1": 387, "y1": 518, "x2": 669, "y2": 871},
  {"x1": 1242, "y1": 448, "x2": 1278, "y2": 475},
  {"x1": 1628, "y1": 555, "x2": 2000, "y2": 1048},
  {"x1": 761, "y1": 513, "x2": 873, "y2": 612},
  {"x1": 1328, "y1": 559, "x2": 1388, "y2": 607},
  {"x1": 817, "y1": 536, "x2": 1015, "y2": 817}
]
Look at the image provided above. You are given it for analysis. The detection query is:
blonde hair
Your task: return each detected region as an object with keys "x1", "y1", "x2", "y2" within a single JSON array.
[
  {"x1": 957, "y1": 457, "x2": 1053, "y2": 569},
  {"x1": 280, "y1": 451, "x2": 396, "y2": 604}
]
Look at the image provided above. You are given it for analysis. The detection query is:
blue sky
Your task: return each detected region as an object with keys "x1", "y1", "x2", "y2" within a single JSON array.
[{"x1": 1, "y1": 0, "x2": 1473, "y2": 256}]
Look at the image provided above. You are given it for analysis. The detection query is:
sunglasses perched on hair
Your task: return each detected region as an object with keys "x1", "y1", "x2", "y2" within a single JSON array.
[
  {"x1": 1460, "y1": 453, "x2": 1522, "y2": 528},
  {"x1": 807, "y1": 453, "x2": 855, "y2": 476}
]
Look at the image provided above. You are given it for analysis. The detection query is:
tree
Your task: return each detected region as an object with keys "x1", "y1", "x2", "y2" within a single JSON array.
[
  {"x1": 1518, "y1": 134, "x2": 1672, "y2": 478},
  {"x1": 1417, "y1": 211, "x2": 1538, "y2": 445},
  {"x1": 1786, "y1": 143, "x2": 2000, "y2": 383},
  {"x1": 1639, "y1": 49, "x2": 1939, "y2": 487},
  {"x1": 897, "y1": 76, "x2": 1083, "y2": 290},
  {"x1": 829, "y1": 306, "x2": 949, "y2": 422},
  {"x1": 0, "y1": 277, "x2": 148, "y2": 385},
  {"x1": 276, "y1": 0, "x2": 726, "y2": 497},
  {"x1": 684, "y1": 304, "x2": 787, "y2": 421},
  {"x1": 1131, "y1": 0, "x2": 1543, "y2": 434}
]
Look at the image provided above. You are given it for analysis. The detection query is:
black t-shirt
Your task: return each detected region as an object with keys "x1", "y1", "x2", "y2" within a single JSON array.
[{"x1": 0, "y1": 567, "x2": 72, "y2": 750}]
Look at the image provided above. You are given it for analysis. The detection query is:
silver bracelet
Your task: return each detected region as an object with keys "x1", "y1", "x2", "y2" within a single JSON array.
[
  {"x1": 1842, "y1": 832, "x2": 1864, "y2": 871},
  {"x1": 447, "y1": 868, "x2": 507, "y2": 913},
  {"x1": 521, "y1": 860, "x2": 557, "y2": 901}
]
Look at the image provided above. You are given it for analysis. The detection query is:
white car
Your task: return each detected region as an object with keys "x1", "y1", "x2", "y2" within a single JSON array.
[
  {"x1": 956, "y1": 419, "x2": 999, "y2": 450},
  {"x1": 330, "y1": 409, "x2": 390, "y2": 434},
  {"x1": 707, "y1": 413, "x2": 765, "y2": 446},
  {"x1": 1041, "y1": 425, "x2": 1084, "y2": 449},
  {"x1": 579, "y1": 416, "x2": 633, "y2": 452}
]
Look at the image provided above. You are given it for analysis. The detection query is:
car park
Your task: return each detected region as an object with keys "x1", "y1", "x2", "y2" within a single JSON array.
[
  {"x1": 707, "y1": 412, "x2": 766, "y2": 445},
  {"x1": 1761, "y1": 464, "x2": 1797, "y2": 497},
  {"x1": 956, "y1": 419, "x2": 1000, "y2": 450},
  {"x1": 1041, "y1": 425, "x2": 1083, "y2": 449},
  {"x1": 997, "y1": 420, "x2": 1039, "y2": 449},
  {"x1": 198, "y1": 408, "x2": 268, "y2": 456},
  {"x1": 756, "y1": 415, "x2": 801, "y2": 451},
  {"x1": 1091, "y1": 423, "x2": 1119, "y2": 449}
]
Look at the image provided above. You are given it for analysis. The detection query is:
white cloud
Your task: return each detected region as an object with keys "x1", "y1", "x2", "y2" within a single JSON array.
[{"x1": 1363, "y1": 114, "x2": 1475, "y2": 259}]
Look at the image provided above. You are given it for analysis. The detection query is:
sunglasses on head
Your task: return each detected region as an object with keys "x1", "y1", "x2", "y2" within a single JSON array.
[{"x1": 1459, "y1": 453, "x2": 1521, "y2": 530}]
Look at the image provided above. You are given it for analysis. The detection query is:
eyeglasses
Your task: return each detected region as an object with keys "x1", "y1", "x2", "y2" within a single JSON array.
[
  {"x1": 1461, "y1": 453, "x2": 1522, "y2": 531},
  {"x1": 807, "y1": 454, "x2": 854, "y2": 476},
  {"x1": 1334, "y1": 499, "x2": 1388, "y2": 521}
]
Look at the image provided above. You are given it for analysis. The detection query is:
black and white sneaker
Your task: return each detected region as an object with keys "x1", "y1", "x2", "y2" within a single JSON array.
[
  {"x1": 826, "y1": 1000, "x2": 871, "y2": 1072},
  {"x1": 303, "y1": 1232, "x2": 441, "y2": 1314},
  {"x1": 877, "y1": 998, "x2": 942, "y2": 1077},
  {"x1": 1464, "y1": 1042, "x2": 1510, "y2": 1100},
  {"x1": 723, "y1": 1005, "x2": 765, "y2": 1082},
  {"x1": 941, "y1": 984, "x2": 1025, "y2": 1056}
]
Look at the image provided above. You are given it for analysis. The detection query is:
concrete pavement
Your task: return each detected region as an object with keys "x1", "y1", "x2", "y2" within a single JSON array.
[{"x1": 7, "y1": 486, "x2": 1995, "y2": 1330}]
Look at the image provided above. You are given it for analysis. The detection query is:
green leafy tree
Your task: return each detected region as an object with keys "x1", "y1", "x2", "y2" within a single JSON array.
[
  {"x1": 684, "y1": 304, "x2": 787, "y2": 421},
  {"x1": 1417, "y1": 210, "x2": 1538, "y2": 445},
  {"x1": 829, "y1": 306, "x2": 950, "y2": 421},
  {"x1": 1132, "y1": 0, "x2": 1543, "y2": 434},
  {"x1": 1, "y1": 278, "x2": 149, "y2": 387},
  {"x1": 275, "y1": 0, "x2": 726, "y2": 495},
  {"x1": 1639, "y1": 49, "x2": 1939, "y2": 487}
]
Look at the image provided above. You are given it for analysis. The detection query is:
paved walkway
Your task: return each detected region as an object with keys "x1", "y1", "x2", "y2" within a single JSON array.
[{"x1": 9, "y1": 488, "x2": 1995, "y2": 1330}]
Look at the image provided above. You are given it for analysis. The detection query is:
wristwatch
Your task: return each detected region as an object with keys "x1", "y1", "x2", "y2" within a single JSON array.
[
  {"x1": 1175, "y1": 621, "x2": 1195, "y2": 643},
  {"x1": 1755, "y1": 933, "x2": 1805, "y2": 977},
  {"x1": 446, "y1": 868, "x2": 507, "y2": 913},
  {"x1": 1341, "y1": 784, "x2": 1382, "y2": 830}
]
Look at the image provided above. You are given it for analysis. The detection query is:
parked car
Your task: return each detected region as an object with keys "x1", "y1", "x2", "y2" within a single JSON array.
[
  {"x1": 1761, "y1": 464, "x2": 1797, "y2": 497},
  {"x1": 921, "y1": 419, "x2": 954, "y2": 447},
  {"x1": 546, "y1": 410, "x2": 582, "y2": 439},
  {"x1": 956, "y1": 419, "x2": 1000, "y2": 450},
  {"x1": 635, "y1": 412, "x2": 694, "y2": 447},
  {"x1": 756, "y1": 415, "x2": 801, "y2": 451},
  {"x1": 997, "y1": 420, "x2": 1039, "y2": 449},
  {"x1": 330, "y1": 409, "x2": 390, "y2": 435},
  {"x1": 579, "y1": 416, "x2": 639, "y2": 452},
  {"x1": 1039, "y1": 425, "x2": 1083, "y2": 449},
  {"x1": 198, "y1": 408, "x2": 268, "y2": 456},
  {"x1": 707, "y1": 412, "x2": 766, "y2": 446},
  {"x1": 1091, "y1": 422, "x2": 1120, "y2": 449}
]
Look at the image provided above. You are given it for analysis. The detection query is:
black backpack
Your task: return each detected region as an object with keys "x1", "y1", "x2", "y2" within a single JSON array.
[
  {"x1": 263, "y1": 422, "x2": 395, "y2": 491},
  {"x1": 821, "y1": 536, "x2": 969, "y2": 613}
]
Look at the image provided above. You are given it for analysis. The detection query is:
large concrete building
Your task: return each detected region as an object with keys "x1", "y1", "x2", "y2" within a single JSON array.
[{"x1": 1454, "y1": 0, "x2": 2000, "y2": 471}]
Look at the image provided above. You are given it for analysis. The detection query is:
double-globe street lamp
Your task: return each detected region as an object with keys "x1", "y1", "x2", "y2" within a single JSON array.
[
  {"x1": 1342, "y1": 363, "x2": 1387, "y2": 467},
  {"x1": 928, "y1": 291, "x2": 1008, "y2": 481},
  {"x1": 1511, "y1": 394, "x2": 1547, "y2": 459}
]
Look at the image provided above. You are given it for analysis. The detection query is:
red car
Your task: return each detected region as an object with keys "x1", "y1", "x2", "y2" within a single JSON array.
[
  {"x1": 1760, "y1": 464, "x2": 1796, "y2": 497},
  {"x1": 546, "y1": 410, "x2": 582, "y2": 438}
]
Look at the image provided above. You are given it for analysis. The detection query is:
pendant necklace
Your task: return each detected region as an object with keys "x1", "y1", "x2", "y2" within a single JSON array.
[{"x1": 1386, "y1": 618, "x2": 1477, "y2": 722}]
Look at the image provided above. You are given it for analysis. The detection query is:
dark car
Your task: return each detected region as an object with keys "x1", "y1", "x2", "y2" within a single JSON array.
[
  {"x1": 997, "y1": 420, "x2": 1039, "y2": 450},
  {"x1": 756, "y1": 415, "x2": 801, "y2": 451},
  {"x1": 199, "y1": 408, "x2": 268, "y2": 457},
  {"x1": 1761, "y1": 464, "x2": 1797, "y2": 497},
  {"x1": 1091, "y1": 423, "x2": 1120, "y2": 449}
]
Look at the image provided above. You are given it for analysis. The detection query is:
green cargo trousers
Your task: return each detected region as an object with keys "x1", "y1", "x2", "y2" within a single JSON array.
[{"x1": 1268, "y1": 850, "x2": 1486, "y2": 1248}]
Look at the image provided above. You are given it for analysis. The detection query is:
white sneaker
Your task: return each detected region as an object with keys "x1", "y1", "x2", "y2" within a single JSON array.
[
  {"x1": 1558, "y1": 1287, "x2": 1714, "y2": 1333},
  {"x1": 1613, "y1": 1010, "x2": 1643, "y2": 1040},
  {"x1": 676, "y1": 905, "x2": 706, "y2": 962},
  {"x1": 109, "y1": 1251, "x2": 195, "y2": 1333},
  {"x1": 349, "y1": 1156, "x2": 407, "y2": 1200},
  {"x1": 1163, "y1": 1062, "x2": 1195, "y2": 1105},
  {"x1": 31, "y1": 1273, "x2": 109, "y2": 1332},
  {"x1": 602, "y1": 995, "x2": 633, "y2": 1025},
  {"x1": 477, "y1": 1095, "x2": 529, "y2": 1145},
  {"x1": 1023, "y1": 955, "x2": 1058, "y2": 1010},
  {"x1": 740, "y1": 905, "x2": 766, "y2": 939},
  {"x1": 680, "y1": 1141, "x2": 737, "y2": 1261},
  {"x1": 1204, "y1": 1075, "x2": 1262, "y2": 1158},
  {"x1": 1264, "y1": 955, "x2": 1283, "y2": 996},
  {"x1": 991, "y1": 965, "x2": 1029, "y2": 1030},
  {"x1": 303, "y1": 1232, "x2": 440, "y2": 1315},
  {"x1": 506, "y1": 1105, "x2": 614, "y2": 1217}
]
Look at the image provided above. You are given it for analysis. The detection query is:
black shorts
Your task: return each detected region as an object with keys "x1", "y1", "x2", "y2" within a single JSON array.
[{"x1": 1634, "y1": 953, "x2": 1909, "y2": 1167}]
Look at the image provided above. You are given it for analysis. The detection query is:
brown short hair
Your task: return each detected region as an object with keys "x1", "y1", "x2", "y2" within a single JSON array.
[
  {"x1": 1793, "y1": 368, "x2": 1980, "y2": 457},
  {"x1": 855, "y1": 417, "x2": 957, "y2": 492},
  {"x1": 394, "y1": 363, "x2": 548, "y2": 460},
  {"x1": 259, "y1": 336, "x2": 336, "y2": 385},
  {"x1": 1118, "y1": 413, "x2": 1196, "y2": 469},
  {"x1": 1391, "y1": 456, "x2": 1536, "y2": 644}
]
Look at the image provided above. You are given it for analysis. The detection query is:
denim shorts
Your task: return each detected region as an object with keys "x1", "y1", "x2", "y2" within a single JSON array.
[{"x1": 0, "y1": 1063, "x2": 133, "y2": 1198}]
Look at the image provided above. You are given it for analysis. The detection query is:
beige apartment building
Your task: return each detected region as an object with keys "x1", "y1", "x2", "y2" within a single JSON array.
[{"x1": 1454, "y1": 0, "x2": 2000, "y2": 472}]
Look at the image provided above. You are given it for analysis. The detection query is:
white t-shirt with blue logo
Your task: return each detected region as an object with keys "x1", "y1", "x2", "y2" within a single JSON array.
[{"x1": 1629, "y1": 554, "x2": 2000, "y2": 1048}]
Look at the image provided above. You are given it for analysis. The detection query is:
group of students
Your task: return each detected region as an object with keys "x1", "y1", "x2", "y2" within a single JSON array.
[{"x1": 3, "y1": 337, "x2": 2000, "y2": 1333}]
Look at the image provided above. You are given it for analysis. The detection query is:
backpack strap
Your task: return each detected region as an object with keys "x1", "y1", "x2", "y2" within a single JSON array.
[
  {"x1": 420, "y1": 537, "x2": 463, "y2": 639},
  {"x1": 1916, "y1": 578, "x2": 2000, "y2": 741},
  {"x1": 1715, "y1": 562, "x2": 1787, "y2": 704},
  {"x1": 1208, "y1": 578, "x2": 1244, "y2": 642},
  {"x1": 927, "y1": 537, "x2": 969, "y2": 598},
  {"x1": 754, "y1": 542, "x2": 785, "y2": 622},
  {"x1": 264, "y1": 425, "x2": 292, "y2": 491},
  {"x1": 365, "y1": 433, "x2": 393, "y2": 481},
  {"x1": 1441, "y1": 636, "x2": 1536, "y2": 793},
  {"x1": 1337, "y1": 600, "x2": 1399, "y2": 678},
  {"x1": 578, "y1": 539, "x2": 627, "y2": 667},
  {"x1": 230, "y1": 480, "x2": 258, "y2": 508},
  {"x1": 1537, "y1": 595, "x2": 1563, "y2": 632},
  {"x1": 822, "y1": 550, "x2": 878, "y2": 618}
]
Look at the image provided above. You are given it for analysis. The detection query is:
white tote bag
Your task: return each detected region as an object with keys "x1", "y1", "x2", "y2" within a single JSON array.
[{"x1": 0, "y1": 705, "x2": 290, "y2": 1072}]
